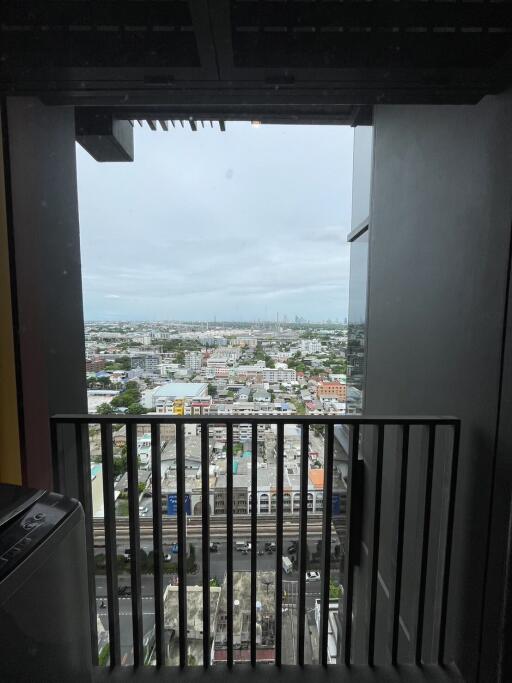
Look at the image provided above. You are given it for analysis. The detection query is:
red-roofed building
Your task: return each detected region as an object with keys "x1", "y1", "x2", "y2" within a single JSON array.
[
  {"x1": 185, "y1": 397, "x2": 212, "y2": 416},
  {"x1": 316, "y1": 381, "x2": 347, "y2": 401}
]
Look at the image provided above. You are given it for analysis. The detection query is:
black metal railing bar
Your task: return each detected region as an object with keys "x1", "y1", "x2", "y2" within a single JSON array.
[{"x1": 50, "y1": 413, "x2": 461, "y2": 671}]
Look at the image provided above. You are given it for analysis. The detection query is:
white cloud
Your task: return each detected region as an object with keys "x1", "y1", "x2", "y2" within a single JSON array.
[{"x1": 77, "y1": 122, "x2": 353, "y2": 321}]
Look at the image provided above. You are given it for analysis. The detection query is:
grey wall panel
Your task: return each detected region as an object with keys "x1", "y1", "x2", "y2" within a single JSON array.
[
  {"x1": 6, "y1": 97, "x2": 87, "y2": 492},
  {"x1": 480, "y1": 218, "x2": 512, "y2": 682},
  {"x1": 362, "y1": 92, "x2": 512, "y2": 680}
]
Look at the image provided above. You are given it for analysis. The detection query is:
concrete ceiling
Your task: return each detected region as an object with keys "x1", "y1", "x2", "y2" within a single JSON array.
[{"x1": 1, "y1": 1, "x2": 511, "y2": 123}]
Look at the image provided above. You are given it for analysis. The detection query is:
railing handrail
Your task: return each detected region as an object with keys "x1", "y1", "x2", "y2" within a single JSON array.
[
  {"x1": 51, "y1": 413, "x2": 460, "y2": 425},
  {"x1": 51, "y1": 413, "x2": 461, "y2": 669}
]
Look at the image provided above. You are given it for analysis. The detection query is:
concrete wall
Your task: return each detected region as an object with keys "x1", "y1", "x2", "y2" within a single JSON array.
[
  {"x1": 5, "y1": 97, "x2": 87, "y2": 491},
  {"x1": 357, "y1": 92, "x2": 512, "y2": 681}
]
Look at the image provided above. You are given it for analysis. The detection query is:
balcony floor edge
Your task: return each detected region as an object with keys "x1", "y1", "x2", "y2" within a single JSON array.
[{"x1": 92, "y1": 663, "x2": 464, "y2": 683}]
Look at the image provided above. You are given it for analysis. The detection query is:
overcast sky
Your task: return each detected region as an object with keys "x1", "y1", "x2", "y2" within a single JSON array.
[{"x1": 76, "y1": 122, "x2": 353, "y2": 322}]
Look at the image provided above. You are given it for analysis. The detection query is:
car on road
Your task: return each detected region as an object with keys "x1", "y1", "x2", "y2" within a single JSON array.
[
  {"x1": 163, "y1": 553, "x2": 172, "y2": 561},
  {"x1": 118, "y1": 585, "x2": 131, "y2": 597},
  {"x1": 235, "y1": 541, "x2": 251, "y2": 552},
  {"x1": 264, "y1": 542, "x2": 276, "y2": 552},
  {"x1": 287, "y1": 543, "x2": 297, "y2": 554},
  {"x1": 305, "y1": 571, "x2": 320, "y2": 582},
  {"x1": 282, "y1": 556, "x2": 293, "y2": 574},
  {"x1": 209, "y1": 543, "x2": 219, "y2": 553}
]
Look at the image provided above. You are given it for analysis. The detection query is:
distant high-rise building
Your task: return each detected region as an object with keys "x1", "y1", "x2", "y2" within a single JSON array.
[
  {"x1": 185, "y1": 351, "x2": 203, "y2": 371},
  {"x1": 300, "y1": 339, "x2": 322, "y2": 353},
  {"x1": 86, "y1": 357, "x2": 106, "y2": 373},
  {"x1": 130, "y1": 353, "x2": 160, "y2": 374}
]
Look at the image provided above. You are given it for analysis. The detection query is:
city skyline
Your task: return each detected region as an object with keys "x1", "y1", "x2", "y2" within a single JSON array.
[
  {"x1": 83, "y1": 317, "x2": 347, "y2": 324},
  {"x1": 77, "y1": 122, "x2": 354, "y2": 322}
]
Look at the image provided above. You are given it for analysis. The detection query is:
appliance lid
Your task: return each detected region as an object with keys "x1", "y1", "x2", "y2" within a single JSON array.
[{"x1": 0, "y1": 484, "x2": 46, "y2": 532}]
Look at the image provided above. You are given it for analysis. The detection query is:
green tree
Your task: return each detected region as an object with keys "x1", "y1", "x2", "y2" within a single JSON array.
[
  {"x1": 160, "y1": 339, "x2": 202, "y2": 353},
  {"x1": 98, "y1": 644, "x2": 110, "y2": 666},
  {"x1": 96, "y1": 402, "x2": 114, "y2": 415},
  {"x1": 113, "y1": 452, "x2": 128, "y2": 477},
  {"x1": 291, "y1": 400, "x2": 306, "y2": 415},
  {"x1": 208, "y1": 383, "x2": 217, "y2": 397},
  {"x1": 330, "y1": 359, "x2": 347, "y2": 374},
  {"x1": 127, "y1": 402, "x2": 147, "y2": 414},
  {"x1": 175, "y1": 351, "x2": 185, "y2": 364},
  {"x1": 87, "y1": 375, "x2": 113, "y2": 389},
  {"x1": 253, "y1": 343, "x2": 266, "y2": 362},
  {"x1": 113, "y1": 449, "x2": 142, "y2": 477},
  {"x1": 111, "y1": 383, "x2": 141, "y2": 408},
  {"x1": 118, "y1": 356, "x2": 131, "y2": 370},
  {"x1": 104, "y1": 362, "x2": 122, "y2": 371},
  {"x1": 97, "y1": 375, "x2": 113, "y2": 387},
  {"x1": 329, "y1": 579, "x2": 343, "y2": 600}
]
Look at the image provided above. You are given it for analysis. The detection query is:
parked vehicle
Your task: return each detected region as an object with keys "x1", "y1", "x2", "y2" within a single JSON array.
[
  {"x1": 282, "y1": 556, "x2": 293, "y2": 574},
  {"x1": 235, "y1": 541, "x2": 250, "y2": 552},
  {"x1": 118, "y1": 585, "x2": 131, "y2": 597},
  {"x1": 305, "y1": 570, "x2": 320, "y2": 582},
  {"x1": 287, "y1": 542, "x2": 297, "y2": 554},
  {"x1": 264, "y1": 542, "x2": 276, "y2": 552},
  {"x1": 209, "y1": 543, "x2": 219, "y2": 553}
]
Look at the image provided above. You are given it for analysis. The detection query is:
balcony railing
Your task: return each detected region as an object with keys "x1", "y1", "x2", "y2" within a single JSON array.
[{"x1": 50, "y1": 414, "x2": 460, "y2": 679}]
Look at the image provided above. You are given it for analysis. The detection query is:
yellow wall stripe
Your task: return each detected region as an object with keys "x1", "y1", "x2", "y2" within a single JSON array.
[{"x1": 0, "y1": 109, "x2": 22, "y2": 484}]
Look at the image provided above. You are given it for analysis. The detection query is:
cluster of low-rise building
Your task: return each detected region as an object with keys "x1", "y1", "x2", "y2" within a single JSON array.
[
  {"x1": 86, "y1": 323, "x2": 349, "y2": 666},
  {"x1": 160, "y1": 571, "x2": 277, "y2": 665},
  {"x1": 136, "y1": 421, "x2": 348, "y2": 521},
  {"x1": 86, "y1": 322, "x2": 349, "y2": 518},
  {"x1": 85, "y1": 322, "x2": 347, "y2": 417}
]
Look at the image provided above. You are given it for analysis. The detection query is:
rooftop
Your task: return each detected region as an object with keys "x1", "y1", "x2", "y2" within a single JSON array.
[
  {"x1": 309, "y1": 469, "x2": 324, "y2": 490},
  {"x1": 163, "y1": 585, "x2": 221, "y2": 636},
  {"x1": 216, "y1": 571, "x2": 276, "y2": 650},
  {"x1": 152, "y1": 382, "x2": 208, "y2": 399}
]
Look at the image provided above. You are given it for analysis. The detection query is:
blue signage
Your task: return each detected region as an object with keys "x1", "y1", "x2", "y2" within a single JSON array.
[{"x1": 167, "y1": 493, "x2": 191, "y2": 516}]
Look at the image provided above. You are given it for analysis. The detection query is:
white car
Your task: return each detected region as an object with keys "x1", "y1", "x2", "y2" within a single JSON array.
[
  {"x1": 138, "y1": 506, "x2": 148, "y2": 514},
  {"x1": 305, "y1": 571, "x2": 321, "y2": 582}
]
